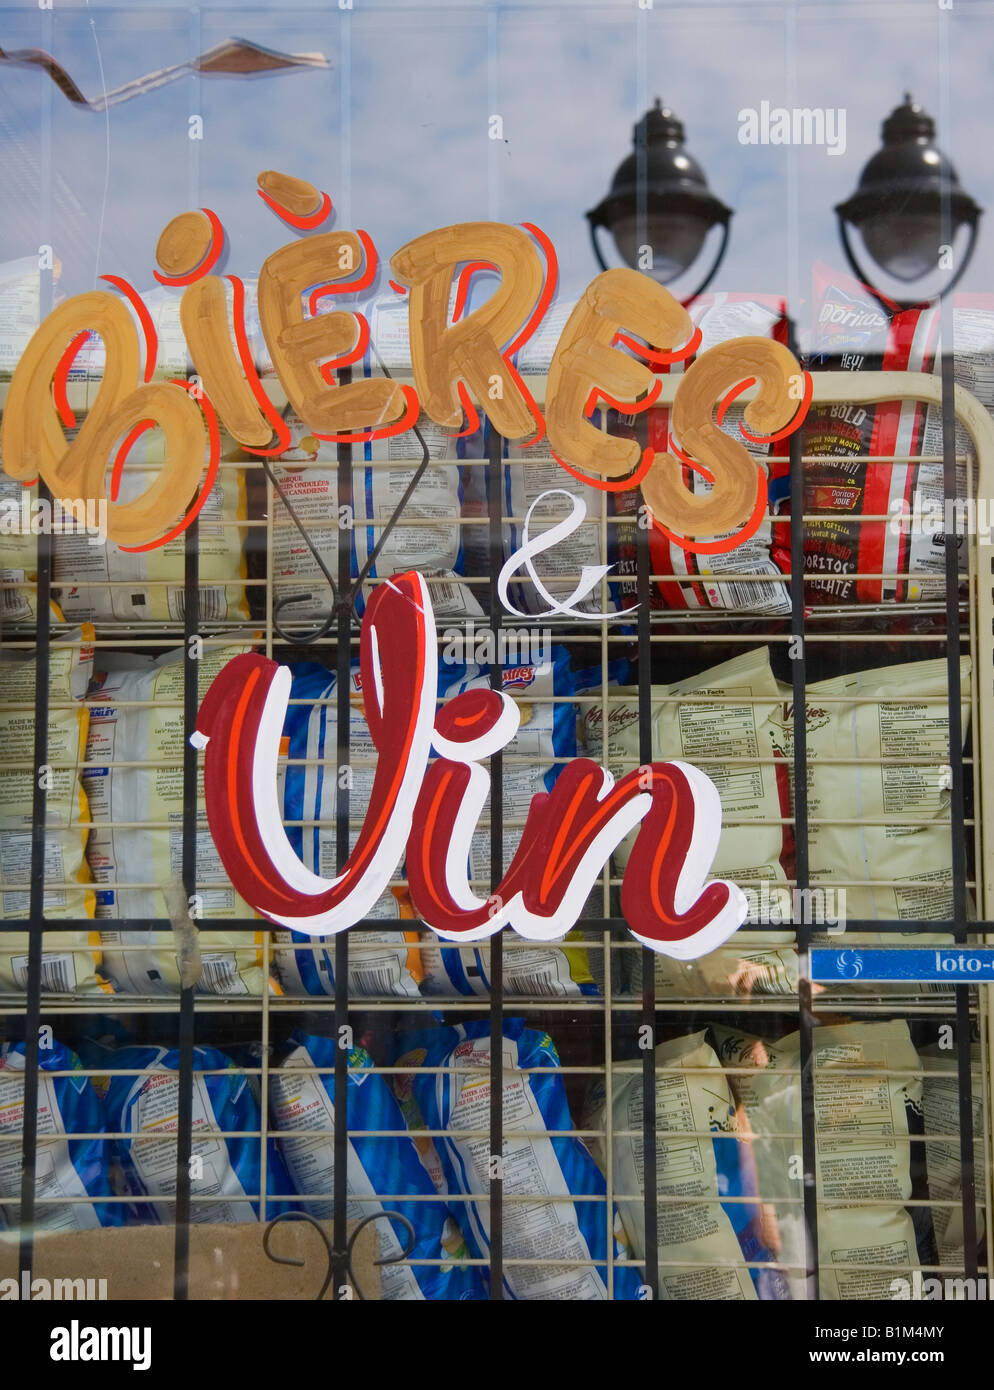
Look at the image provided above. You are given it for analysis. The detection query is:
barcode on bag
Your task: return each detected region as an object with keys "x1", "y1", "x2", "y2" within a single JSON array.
[
  {"x1": 422, "y1": 570, "x2": 459, "y2": 610},
  {"x1": 170, "y1": 586, "x2": 227, "y2": 622},
  {"x1": 731, "y1": 958, "x2": 794, "y2": 995},
  {"x1": 504, "y1": 970, "x2": 565, "y2": 997},
  {"x1": 713, "y1": 564, "x2": 790, "y2": 613},
  {"x1": 0, "y1": 586, "x2": 30, "y2": 617},
  {"x1": 198, "y1": 955, "x2": 247, "y2": 996},
  {"x1": 350, "y1": 962, "x2": 402, "y2": 995},
  {"x1": 12, "y1": 954, "x2": 76, "y2": 993}
]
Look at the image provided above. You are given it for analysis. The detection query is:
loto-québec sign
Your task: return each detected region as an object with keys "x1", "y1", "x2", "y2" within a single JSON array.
[{"x1": 2, "y1": 170, "x2": 814, "y2": 957}]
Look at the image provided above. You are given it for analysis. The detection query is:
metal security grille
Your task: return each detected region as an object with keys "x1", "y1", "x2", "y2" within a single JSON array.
[{"x1": 0, "y1": 355, "x2": 991, "y2": 1301}]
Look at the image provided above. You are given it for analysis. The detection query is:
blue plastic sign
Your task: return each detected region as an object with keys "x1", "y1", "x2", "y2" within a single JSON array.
[{"x1": 811, "y1": 947, "x2": 994, "y2": 983}]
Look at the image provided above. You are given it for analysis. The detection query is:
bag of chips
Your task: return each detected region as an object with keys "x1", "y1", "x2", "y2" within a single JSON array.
[
  {"x1": 0, "y1": 475, "x2": 45, "y2": 623},
  {"x1": 412, "y1": 1018, "x2": 641, "y2": 1300},
  {"x1": 500, "y1": 442, "x2": 625, "y2": 618},
  {"x1": 663, "y1": 654, "x2": 971, "y2": 1000},
  {"x1": 587, "y1": 1030, "x2": 787, "y2": 1300},
  {"x1": 919, "y1": 1040, "x2": 986, "y2": 1265},
  {"x1": 85, "y1": 643, "x2": 266, "y2": 995},
  {"x1": 775, "y1": 261, "x2": 957, "y2": 605},
  {"x1": 584, "y1": 647, "x2": 789, "y2": 999},
  {"x1": 710, "y1": 1020, "x2": 924, "y2": 1300},
  {"x1": 765, "y1": 655, "x2": 971, "y2": 927},
  {"x1": 265, "y1": 400, "x2": 480, "y2": 626},
  {"x1": 416, "y1": 648, "x2": 599, "y2": 997},
  {"x1": 0, "y1": 1038, "x2": 120, "y2": 1231},
  {"x1": 270, "y1": 1030, "x2": 484, "y2": 1300},
  {"x1": 106, "y1": 1044, "x2": 288, "y2": 1224},
  {"x1": 45, "y1": 283, "x2": 247, "y2": 624},
  {"x1": 627, "y1": 293, "x2": 791, "y2": 614},
  {"x1": 0, "y1": 257, "x2": 45, "y2": 624},
  {"x1": 0, "y1": 627, "x2": 106, "y2": 993}
]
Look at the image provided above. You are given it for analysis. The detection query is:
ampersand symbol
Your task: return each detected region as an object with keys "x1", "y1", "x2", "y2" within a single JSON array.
[{"x1": 496, "y1": 487, "x2": 636, "y2": 620}]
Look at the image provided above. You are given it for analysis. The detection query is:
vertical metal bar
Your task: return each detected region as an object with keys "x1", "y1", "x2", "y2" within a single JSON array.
[
  {"x1": 258, "y1": 927, "x2": 271, "y2": 1218},
  {"x1": 334, "y1": 372, "x2": 353, "y2": 1300},
  {"x1": 260, "y1": 375, "x2": 277, "y2": 1227},
  {"x1": 787, "y1": 328, "x2": 819, "y2": 1302},
  {"x1": 173, "y1": 516, "x2": 199, "y2": 1300},
  {"x1": 485, "y1": 5, "x2": 505, "y2": 1302},
  {"x1": 633, "y1": 3, "x2": 658, "y2": 1305},
  {"x1": 937, "y1": 3, "x2": 978, "y2": 1280},
  {"x1": 781, "y1": 22, "x2": 820, "y2": 1304},
  {"x1": 946, "y1": 361, "x2": 978, "y2": 1276},
  {"x1": 487, "y1": 418, "x2": 504, "y2": 1300},
  {"x1": 780, "y1": 18, "x2": 822, "y2": 1302},
  {"x1": 598, "y1": 427, "x2": 614, "y2": 1299},
  {"x1": 16, "y1": 0, "x2": 55, "y2": 1284},
  {"x1": 17, "y1": 479, "x2": 51, "y2": 1280},
  {"x1": 331, "y1": 6, "x2": 354, "y2": 1301},
  {"x1": 936, "y1": 0, "x2": 969, "y2": 936},
  {"x1": 636, "y1": 463, "x2": 657, "y2": 1301},
  {"x1": 172, "y1": 9, "x2": 202, "y2": 1298}
]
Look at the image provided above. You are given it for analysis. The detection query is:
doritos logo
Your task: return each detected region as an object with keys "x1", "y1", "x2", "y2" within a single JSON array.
[
  {"x1": 812, "y1": 485, "x2": 862, "y2": 510},
  {"x1": 818, "y1": 285, "x2": 887, "y2": 349}
]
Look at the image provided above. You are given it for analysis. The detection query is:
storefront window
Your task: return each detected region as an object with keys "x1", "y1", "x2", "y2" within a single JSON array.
[{"x1": 0, "y1": 0, "x2": 991, "y2": 1344}]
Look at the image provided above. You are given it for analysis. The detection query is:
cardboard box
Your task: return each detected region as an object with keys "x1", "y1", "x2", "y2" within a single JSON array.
[{"x1": 0, "y1": 1219, "x2": 380, "y2": 1300}]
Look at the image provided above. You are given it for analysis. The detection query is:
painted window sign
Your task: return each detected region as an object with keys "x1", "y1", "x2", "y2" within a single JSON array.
[
  {"x1": 0, "y1": 168, "x2": 816, "y2": 959},
  {"x1": 193, "y1": 570, "x2": 748, "y2": 958},
  {"x1": 0, "y1": 169, "x2": 811, "y2": 554}
]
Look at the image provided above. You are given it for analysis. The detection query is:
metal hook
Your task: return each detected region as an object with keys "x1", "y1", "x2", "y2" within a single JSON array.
[
  {"x1": 263, "y1": 340, "x2": 436, "y2": 641},
  {"x1": 261, "y1": 456, "x2": 342, "y2": 645},
  {"x1": 347, "y1": 1209, "x2": 417, "y2": 1301},
  {"x1": 262, "y1": 1211, "x2": 336, "y2": 1301},
  {"x1": 344, "y1": 337, "x2": 433, "y2": 625},
  {"x1": 262, "y1": 1208, "x2": 416, "y2": 1301}
]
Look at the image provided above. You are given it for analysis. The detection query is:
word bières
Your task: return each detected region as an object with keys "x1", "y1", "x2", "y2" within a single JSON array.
[
  {"x1": 1, "y1": 170, "x2": 809, "y2": 554},
  {"x1": 193, "y1": 570, "x2": 747, "y2": 957}
]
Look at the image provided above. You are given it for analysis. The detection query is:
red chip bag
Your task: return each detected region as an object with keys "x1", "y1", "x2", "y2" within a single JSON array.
[
  {"x1": 613, "y1": 292, "x2": 792, "y2": 613},
  {"x1": 770, "y1": 262, "x2": 955, "y2": 605}
]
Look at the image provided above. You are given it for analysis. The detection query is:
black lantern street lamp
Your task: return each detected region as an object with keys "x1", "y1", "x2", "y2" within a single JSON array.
[
  {"x1": 586, "y1": 99, "x2": 733, "y2": 304},
  {"x1": 835, "y1": 93, "x2": 982, "y2": 311}
]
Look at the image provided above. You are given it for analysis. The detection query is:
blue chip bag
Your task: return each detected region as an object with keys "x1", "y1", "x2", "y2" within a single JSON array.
[
  {"x1": 105, "y1": 1045, "x2": 289, "y2": 1224},
  {"x1": 412, "y1": 1018, "x2": 642, "y2": 1299},
  {"x1": 0, "y1": 1038, "x2": 121, "y2": 1231},
  {"x1": 417, "y1": 933, "x2": 599, "y2": 999},
  {"x1": 270, "y1": 1030, "x2": 485, "y2": 1300}
]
